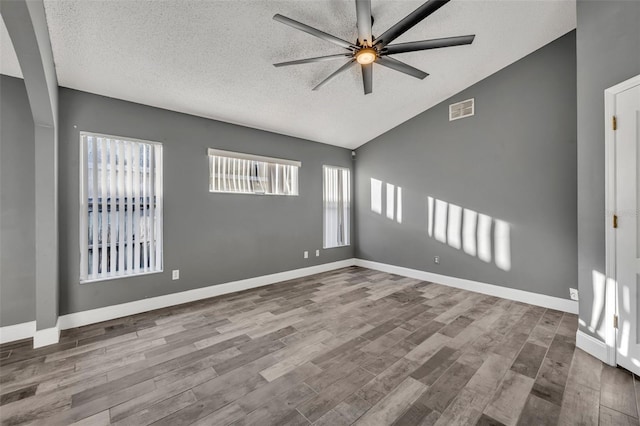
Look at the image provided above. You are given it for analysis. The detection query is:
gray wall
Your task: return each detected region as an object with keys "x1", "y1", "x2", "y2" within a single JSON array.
[
  {"x1": 58, "y1": 88, "x2": 353, "y2": 315},
  {"x1": 576, "y1": 0, "x2": 640, "y2": 340},
  {"x1": 0, "y1": 75, "x2": 36, "y2": 326},
  {"x1": 355, "y1": 31, "x2": 577, "y2": 300}
]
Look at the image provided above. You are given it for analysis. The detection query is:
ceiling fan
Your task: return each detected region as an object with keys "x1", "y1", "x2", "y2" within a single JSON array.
[{"x1": 273, "y1": 0, "x2": 475, "y2": 95}]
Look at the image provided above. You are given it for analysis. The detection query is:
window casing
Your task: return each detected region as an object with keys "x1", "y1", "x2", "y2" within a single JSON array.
[
  {"x1": 80, "y1": 132, "x2": 163, "y2": 282},
  {"x1": 323, "y1": 165, "x2": 351, "y2": 248},
  {"x1": 208, "y1": 148, "x2": 300, "y2": 196}
]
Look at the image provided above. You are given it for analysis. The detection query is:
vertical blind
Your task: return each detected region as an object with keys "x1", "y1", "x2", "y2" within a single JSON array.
[
  {"x1": 323, "y1": 165, "x2": 351, "y2": 248},
  {"x1": 80, "y1": 133, "x2": 163, "y2": 282},
  {"x1": 208, "y1": 149, "x2": 300, "y2": 196}
]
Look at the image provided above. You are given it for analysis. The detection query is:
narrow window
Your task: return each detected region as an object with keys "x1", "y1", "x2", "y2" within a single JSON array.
[
  {"x1": 323, "y1": 165, "x2": 350, "y2": 248},
  {"x1": 208, "y1": 148, "x2": 300, "y2": 195},
  {"x1": 80, "y1": 132, "x2": 163, "y2": 282}
]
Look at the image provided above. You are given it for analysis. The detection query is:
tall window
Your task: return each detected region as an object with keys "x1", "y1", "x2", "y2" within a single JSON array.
[
  {"x1": 323, "y1": 165, "x2": 350, "y2": 248},
  {"x1": 80, "y1": 132, "x2": 163, "y2": 282},
  {"x1": 208, "y1": 148, "x2": 300, "y2": 196}
]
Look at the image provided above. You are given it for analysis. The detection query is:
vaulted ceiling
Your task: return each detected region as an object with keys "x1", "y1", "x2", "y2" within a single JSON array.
[{"x1": 0, "y1": 1, "x2": 576, "y2": 149}]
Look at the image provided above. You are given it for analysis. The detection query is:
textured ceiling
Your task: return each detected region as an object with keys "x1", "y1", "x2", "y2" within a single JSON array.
[
  {"x1": 2, "y1": 1, "x2": 576, "y2": 149},
  {"x1": 0, "y1": 18, "x2": 22, "y2": 79}
]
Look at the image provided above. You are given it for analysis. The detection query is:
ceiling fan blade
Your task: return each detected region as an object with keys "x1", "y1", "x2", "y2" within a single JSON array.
[
  {"x1": 355, "y1": 0, "x2": 373, "y2": 47},
  {"x1": 313, "y1": 59, "x2": 357, "y2": 91},
  {"x1": 362, "y1": 63, "x2": 373, "y2": 94},
  {"x1": 382, "y1": 35, "x2": 475, "y2": 55},
  {"x1": 373, "y1": 0, "x2": 450, "y2": 49},
  {"x1": 274, "y1": 53, "x2": 352, "y2": 67},
  {"x1": 273, "y1": 14, "x2": 357, "y2": 50},
  {"x1": 376, "y1": 56, "x2": 428, "y2": 80}
]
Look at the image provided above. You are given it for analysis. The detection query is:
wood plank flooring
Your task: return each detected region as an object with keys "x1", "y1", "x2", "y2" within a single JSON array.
[{"x1": 1, "y1": 266, "x2": 638, "y2": 425}]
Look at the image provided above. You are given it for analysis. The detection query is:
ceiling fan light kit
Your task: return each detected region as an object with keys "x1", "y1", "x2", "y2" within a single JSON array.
[
  {"x1": 356, "y1": 48, "x2": 377, "y2": 65},
  {"x1": 273, "y1": 0, "x2": 475, "y2": 95}
]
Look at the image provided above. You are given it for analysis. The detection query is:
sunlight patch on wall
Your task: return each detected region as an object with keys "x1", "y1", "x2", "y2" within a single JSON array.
[
  {"x1": 427, "y1": 196, "x2": 512, "y2": 271},
  {"x1": 447, "y1": 204, "x2": 462, "y2": 250},
  {"x1": 370, "y1": 178, "x2": 402, "y2": 224},
  {"x1": 477, "y1": 213, "x2": 493, "y2": 264},
  {"x1": 434, "y1": 199, "x2": 448, "y2": 243},
  {"x1": 427, "y1": 196, "x2": 434, "y2": 237},
  {"x1": 462, "y1": 209, "x2": 477, "y2": 256},
  {"x1": 583, "y1": 270, "x2": 618, "y2": 344},
  {"x1": 589, "y1": 270, "x2": 606, "y2": 336},
  {"x1": 386, "y1": 184, "x2": 395, "y2": 221},
  {"x1": 371, "y1": 178, "x2": 382, "y2": 215},
  {"x1": 494, "y1": 220, "x2": 512, "y2": 271},
  {"x1": 397, "y1": 187, "x2": 403, "y2": 224}
]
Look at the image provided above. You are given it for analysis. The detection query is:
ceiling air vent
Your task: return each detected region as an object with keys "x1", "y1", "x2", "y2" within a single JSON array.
[{"x1": 449, "y1": 98, "x2": 475, "y2": 121}]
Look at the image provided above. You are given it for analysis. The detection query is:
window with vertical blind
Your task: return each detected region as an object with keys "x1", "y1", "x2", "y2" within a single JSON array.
[
  {"x1": 323, "y1": 165, "x2": 350, "y2": 248},
  {"x1": 208, "y1": 148, "x2": 300, "y2": 196},
  {"x1": 80, "y1": 132, "x2": 163, "y2": 282}
]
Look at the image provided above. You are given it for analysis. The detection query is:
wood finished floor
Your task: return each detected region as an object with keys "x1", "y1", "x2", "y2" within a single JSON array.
[{"x1": 1, "y1": 267, "x2": 638, "y2": 426}]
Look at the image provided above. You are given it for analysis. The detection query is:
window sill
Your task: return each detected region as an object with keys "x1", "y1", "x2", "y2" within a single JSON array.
[
  {"x1": 209, "y1": 190, "x2": 298, "y2": 197},
  {"x1": 323, "y1": 244, "x2": 351, "y2": 249},
  {"x1": 80, "y1": 269, "x2": 163, "y2": 284}
]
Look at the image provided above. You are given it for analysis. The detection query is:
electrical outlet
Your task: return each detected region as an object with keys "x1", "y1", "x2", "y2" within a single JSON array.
[
  {"x1": 172, "y1": 270, "x2": 179, "y2": 280},
  {"x1": 316, "y1": 250, "x2": 320, "y2": 257},
  {"x1": 434, "y1": 256, "x2": 440, "y2": 264},
  {"x1": 303, "y1": 251, "x2": 308, "y2": 259},
  {"x1": 569, "y1": 288, "x2": 579, "y2": 301}
]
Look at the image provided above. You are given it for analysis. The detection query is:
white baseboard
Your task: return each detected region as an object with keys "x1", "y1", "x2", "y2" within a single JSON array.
[
  {"x1": 355, "y1": 259, "x2": 578, "y2": 314},
  {"x1": 576, "y1": 330, "x2": 614, "y2": 365},
  {"x1": 33, "y1": 319, "x2": 61, "y2": 348},
  {"x1": 58, "y1": 259, "x2": 356, "y2": 330},
  {"x1": 0, "y1": 259, "x2": 355, "y2": 346},
  {"x1": 1, "y1": 258, "x2": 582, "y2": 347},
  {"x1": 0, "y1": 321, "x2": 36, "y2": 344}
]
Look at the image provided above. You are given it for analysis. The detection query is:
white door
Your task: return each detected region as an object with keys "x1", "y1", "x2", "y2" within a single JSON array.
[{"x1": 615, "y1": 80, "x2": 640, "y2": 375}]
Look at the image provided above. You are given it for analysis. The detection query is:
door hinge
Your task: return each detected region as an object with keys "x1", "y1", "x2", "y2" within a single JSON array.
[
  {"x1": 613, "y1": 115, "x2": 617, "y2": 130},
  {"x1": 613, "y1": 315, "x2": 618, "y2": 329},
  {"x1": 613, "y1": 214, "x2": 618, "y2": 228}
]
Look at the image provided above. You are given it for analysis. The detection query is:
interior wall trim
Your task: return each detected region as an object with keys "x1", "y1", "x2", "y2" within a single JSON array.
[
  {"x1": 1, "y1": 258, "x2": 583, "y2": 346},
  {"x1": 576, "y1": 329, "x2": 611, "y2": 364},
  {"x1": 0, "y1": 321, "x2": 36, "y2": 344},
  {"x1": 33, "y1": 319, "x2": 61, "y2": 348},
  {"x1": 58, "y1": 259, "x2": 357, "y2": 331},
  {"x1": 0, "y1": 259, "x2": 358, "y2": 347},
  {"x1": 355, "y1": 259, "x2": 579, "y2": 314}
]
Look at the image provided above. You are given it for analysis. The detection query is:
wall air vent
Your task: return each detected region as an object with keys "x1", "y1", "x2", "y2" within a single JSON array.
[{"x1": 449, "y1": 98, "x2": 475, "y2": 121}]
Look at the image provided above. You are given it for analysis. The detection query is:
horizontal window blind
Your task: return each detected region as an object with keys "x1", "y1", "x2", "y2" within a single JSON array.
[
  {"x1": 323, "y1": 165, "x2": 350, "y2": 248},
  {"x1": 80, "y1": 133, "x2": 163, "y2": 282},
  {"x1": 208, "y1": 149, "x2": 299, "y2": 196}
]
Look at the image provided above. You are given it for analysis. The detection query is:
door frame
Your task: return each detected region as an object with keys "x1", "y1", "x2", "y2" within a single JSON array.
[{"x1": 604, "y1": 73, "x2": 640, "y2": 367}]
